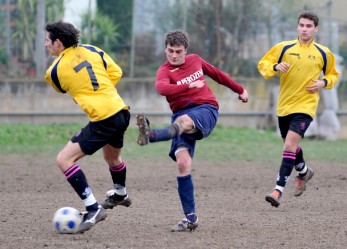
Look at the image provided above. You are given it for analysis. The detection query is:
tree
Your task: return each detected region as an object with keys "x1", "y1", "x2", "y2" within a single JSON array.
[
  {"x1": 80, "y1": 12, "x2": 120, "y2": 55},
  {"x1": 35, "y1": 0, "x2": 45, "y2": 77},
  {"x1": 96, "y1": 0, "x2": 133, "y2": 53},
  {"x1": 10, "y1": 0, "x2": 64, "y2": 77}
]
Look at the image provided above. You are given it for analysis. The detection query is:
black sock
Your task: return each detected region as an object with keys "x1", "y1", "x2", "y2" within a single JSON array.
[
  {"x1": 65, "y1": 164, "x2": 98, "y2": 211},
  {"x1": 109, "y1": 162, "x2": 126, "y2": 187},
  {"x1": 86, "y1": 203, "x2": 99, "y2": 212},
  {"x1": 277, "y1": 151, "x2": 296, "y2": 187},
  {"x1": 65, "y1": 164, "x2": 90, "y2": 200},
  {"x1": 295, "y1": 147, "x2": 305, "y2": 169}
]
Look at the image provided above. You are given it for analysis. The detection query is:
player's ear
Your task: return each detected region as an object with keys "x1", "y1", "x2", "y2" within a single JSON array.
[{"x1": 55, "y1": 39, "x2": 65, "y2": 49}]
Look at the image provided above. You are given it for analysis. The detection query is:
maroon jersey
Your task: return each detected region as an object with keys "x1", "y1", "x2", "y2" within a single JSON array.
[{"x1": 155, "y1": 54, "x2": 244, "y2": 113}]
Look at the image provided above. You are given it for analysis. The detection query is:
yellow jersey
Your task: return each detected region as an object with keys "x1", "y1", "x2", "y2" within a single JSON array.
[
  {"x1": 45, "y1": 45, "x2": 128, "y2": 121},
  {"x1": 258, "y1": 39, "x2": 339, "y2": 118}
]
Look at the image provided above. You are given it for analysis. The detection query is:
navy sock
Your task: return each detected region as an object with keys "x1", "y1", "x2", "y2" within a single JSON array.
[
  {"x1": 149, "y1": 123, "x2": 179, "y2": 142},
  {"x1": 177, "y1": 174, "x2": 196, "y2": 220},
  {"x1": 65, "y1": 164, "x2": 98, "y2": 211},
  {"x1": 65, "y1": 164, "x2": 90, "y2": 200},
  {"x1": 277, "y1": 151, "x2": 296, "y2": 187},
  {"x1": 86, "y1": 203, "x2": 99, "y2": 212},
  {"x1": 295, "y1": 146, "x2": 305, "y2": 168},
  {"x1": 109, "y1": 162, "x2": 126, "y2": 187}
]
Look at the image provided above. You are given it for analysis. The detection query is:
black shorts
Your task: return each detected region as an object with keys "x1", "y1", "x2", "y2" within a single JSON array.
[
  {"x1": 278, "y1": 113, "x2": 313, "y2": 139},
  {"x1": 71, "y1": 109, "x2": 130, "y2": 155}
]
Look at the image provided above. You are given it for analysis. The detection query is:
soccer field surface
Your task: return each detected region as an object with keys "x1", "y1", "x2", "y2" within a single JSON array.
[{"x1": 1, "y1": 152, "x2": 346, "y2": 249}]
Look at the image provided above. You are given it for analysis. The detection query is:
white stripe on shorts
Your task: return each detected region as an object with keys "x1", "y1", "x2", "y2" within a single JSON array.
[{"x1": 175, "y1": 146, "x2": 189, "y2": 156}]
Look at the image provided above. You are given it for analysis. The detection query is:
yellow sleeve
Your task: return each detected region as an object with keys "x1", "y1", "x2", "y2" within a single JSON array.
[
  {"x1": 321, "y1": 51, "x2": 340, "y2": 89},
  {"x1": 44, "y1": 61, "x2": 66, "y2": 94},
  {"x1": 257, "y1": 44, "x2": 282, "y2": 80},
  {"x1": 104, "y1": 53, "x2": 122, "y2": 86}
]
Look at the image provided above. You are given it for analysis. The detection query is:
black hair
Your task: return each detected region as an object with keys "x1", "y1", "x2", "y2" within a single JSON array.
[{"x1": 45, "y1": 21, "x2": 80, "y2": 48}]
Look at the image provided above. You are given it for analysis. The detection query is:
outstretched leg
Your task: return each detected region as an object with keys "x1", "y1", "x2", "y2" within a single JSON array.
[{"x1": 136, "y1": 113, "x2": 192, "y2": 145}]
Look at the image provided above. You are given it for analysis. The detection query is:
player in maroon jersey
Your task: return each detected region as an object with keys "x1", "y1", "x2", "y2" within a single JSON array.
[{"x1": 136, "y1": 30, "x2": 248, "y2": 232}]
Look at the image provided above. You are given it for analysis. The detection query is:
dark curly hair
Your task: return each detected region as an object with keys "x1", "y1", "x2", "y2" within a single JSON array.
[
  {"x1": 45, "y1": 21, "x2": 80, "y2": 48},
  {"x1": 298, "y1": 11, "x2": 319, "y2": 27},
  {"x1": 164, "y1": 29, "x2": 189, "y2": 49}
]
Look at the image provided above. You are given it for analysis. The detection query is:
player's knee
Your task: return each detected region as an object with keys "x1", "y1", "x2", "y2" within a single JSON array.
[
  {"x1": 175, "y1": 115, "x2": 194, "y2": 132},
  {"x1": 55, "y1": 153, "x2": 66, "y2": 170},
  {"x1": 56, "y1": 151, "x2": 74, "y2": 171},
  {"x1": 176, "y1": 158, "x2": 191, "y2": 174},
  {"x1": 283, "y1": 142, "x2": 297, "y2": 153}
]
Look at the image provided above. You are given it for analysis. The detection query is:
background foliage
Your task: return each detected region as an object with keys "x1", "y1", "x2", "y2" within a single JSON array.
[{"x1": 0, "y1": 0, "x2": 346, "y2": 99}]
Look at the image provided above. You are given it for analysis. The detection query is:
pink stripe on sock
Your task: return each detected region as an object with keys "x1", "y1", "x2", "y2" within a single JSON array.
[
  {"x1": 296, "y1": 146, "x2": 301, "y2": 153},
  {"x1": 64, "y1": 164, "x2": 80, "y2": 179},
  {"x1": 64, "y1": 164, "x2": 78, "y2": 175},
  {"x1": 110, "y1": 162, "x2": 126, "y2": 172},
  {"x1": 283, "y1": 152, "x2": 296, "y2": 160}
]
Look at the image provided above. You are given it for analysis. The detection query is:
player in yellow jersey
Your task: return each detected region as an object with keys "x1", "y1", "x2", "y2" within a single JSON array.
[
  {"x1": 258, "y1": 11, "x2": 339, "y2": 207},
  {"x1": 45, "y1": 21, "x2": 131, "y2": 233}
]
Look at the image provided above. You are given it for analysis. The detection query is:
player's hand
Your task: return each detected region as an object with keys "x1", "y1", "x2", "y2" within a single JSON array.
[
  {"x1": 275, "y1": 62, "x2": 290, "y2": 73},
  {"x1": 306, "y1": 79, "x2": 325, "y2": 93},
  {"x1": 238, "y1": 89, "x2": 248, "y2": 103},
  {"x1": 189, "y1": 80, "x2": 205, "y2": 89}
]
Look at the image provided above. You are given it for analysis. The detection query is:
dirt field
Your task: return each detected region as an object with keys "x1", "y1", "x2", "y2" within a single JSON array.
[{"x1": 1, "y1": 153, "x2": 346, "y2": 249}]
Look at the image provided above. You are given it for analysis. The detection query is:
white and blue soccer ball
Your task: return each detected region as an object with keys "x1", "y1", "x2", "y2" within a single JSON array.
[{"x1": 52, "y1": 207, "x2": 83, "y2": 234}]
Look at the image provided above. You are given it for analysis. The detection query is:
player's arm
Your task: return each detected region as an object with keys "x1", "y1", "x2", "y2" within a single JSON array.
[
  {"x1": 321, "y1": 51, "x2": 340, "y2": 89},
  {"x1": 257, "y1": 44, "x2": 282, "y2": 79},
  {"x1": 201, "y1": 58, "x2": 248, "y2": 102},
  {"x1": 155, "y1": 68, "x2": 190, "y2": 97},
  {"x1": 45, "y1": 68, "x2": 66, "y2": 94},
  {"x1": 200, "y1": 58, "x2": 244, "y2": 95},
  {"x1": 104, "y1": 53, "x2": 122, "y2": 86}
]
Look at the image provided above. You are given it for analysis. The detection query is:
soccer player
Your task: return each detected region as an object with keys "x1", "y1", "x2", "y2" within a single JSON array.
[
  {"x1": 258, "y1": 11, "x2": 339, "y2": 207},
  {"x1": 136, "y1": 30, "x2": 249, "y2": 232},
  {"x1": 45, "y1": 21, "x2": 131, "y2": 233}
]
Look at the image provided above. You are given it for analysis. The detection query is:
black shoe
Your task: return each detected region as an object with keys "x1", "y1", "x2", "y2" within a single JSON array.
[{"x1": 100, "y1": 189, "x2": 132, "y2": 209}]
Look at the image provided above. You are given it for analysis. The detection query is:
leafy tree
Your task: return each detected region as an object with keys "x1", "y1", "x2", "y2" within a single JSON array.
[
  {"x1": 80, "y1": 12, "x2": 120, "y2": 56},
  {"x1": 96, "y1": 0, "x2": 133, "y2": 53},
  {"x1": 155, "y1": 0, "x2": 265, "y2": 76},
  {"x1": 10, "y1": 0, "x2": 64, "y2": 74}
]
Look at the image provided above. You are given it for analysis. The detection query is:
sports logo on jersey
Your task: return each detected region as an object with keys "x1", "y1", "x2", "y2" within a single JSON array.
[
  {"x1": 170, "y1": 68, "x2": 180, "y2": 72},
  {"x1": 289, "y1": 53, "x2": 300, "y2": 59},
  {"x1": 177, "y1": 69, "x2": 203, "y2": 85}
]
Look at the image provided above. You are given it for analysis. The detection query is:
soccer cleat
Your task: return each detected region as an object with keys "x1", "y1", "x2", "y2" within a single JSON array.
[
  {"x1": 136, "y1": 113, "x2": 150, "y2": 146},
  {"x1": 265, "y1": 189, "x2": 282, "y2": 208},
  {"x1": 171, "y1": 218, "x2": 198, "y2": 232},
  {"x1": 294, "y1": 167, "x2": 314, "y2": 197},
  {"x1": 100, "y1": 189, "x2": 132, "y2": 209},
  {"x1": 76, "y1": 205, "x2": 107, "y2": 233}
]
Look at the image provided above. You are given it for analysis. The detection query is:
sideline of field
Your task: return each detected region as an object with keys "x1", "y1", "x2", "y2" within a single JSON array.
[{"x1": 0, "y1": 124, "x2": 345, "y2": 163}]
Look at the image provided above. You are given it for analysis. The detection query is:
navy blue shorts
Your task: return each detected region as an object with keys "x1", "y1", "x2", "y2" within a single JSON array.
[
  {"x1": 71, "y1": 109, "x2": 130, "y2": 155},
  {"x1": 278, "y1": 113, "x2": 313, "y2": 139},
  {"x1": 169, "y1": 104, "x2": 218, "y2": 161}
]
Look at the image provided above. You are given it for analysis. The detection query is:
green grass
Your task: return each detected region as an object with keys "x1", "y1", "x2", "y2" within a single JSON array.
[{"x1": 0, "y1": 124, "x2": 345, "y2": 163}]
